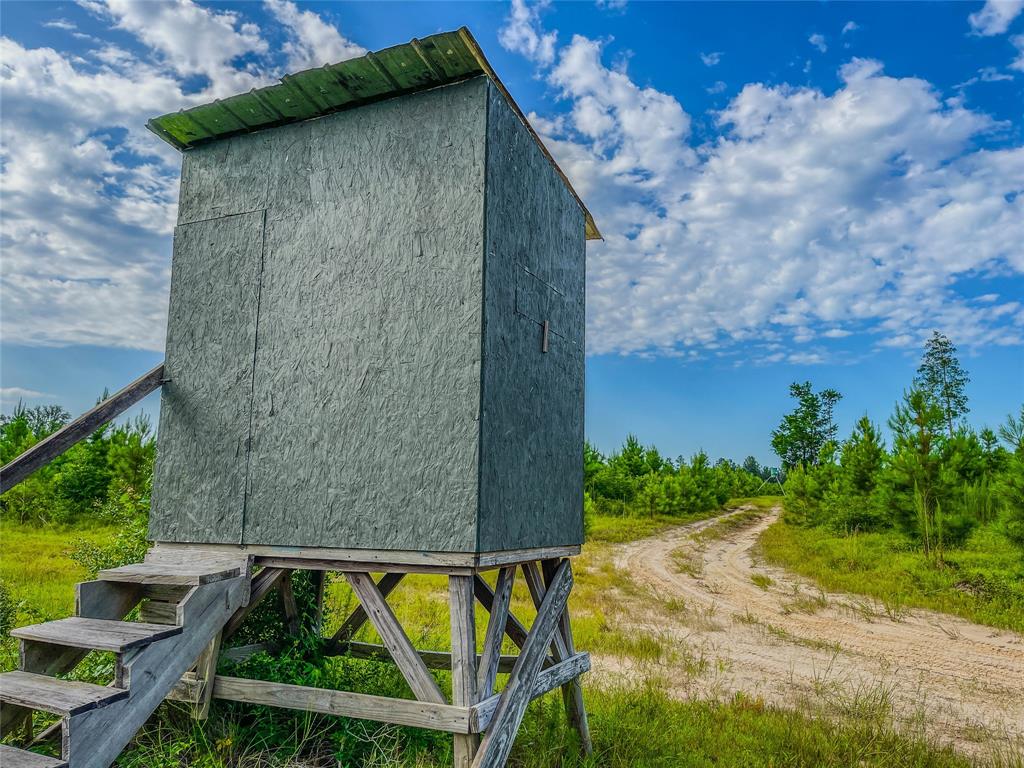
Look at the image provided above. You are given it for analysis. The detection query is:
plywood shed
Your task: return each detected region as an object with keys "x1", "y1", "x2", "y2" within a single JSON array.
[
  {"x1": 0, "y1": 28, "x2": 594, "y2": 768},
  {"x1": 147, "y1": 27, "x2": 598, "y2": 558}
]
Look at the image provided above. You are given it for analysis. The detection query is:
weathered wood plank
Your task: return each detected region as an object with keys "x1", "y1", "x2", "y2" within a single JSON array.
[
  {"x1": 279, "y1": 572, "x2": 300, "y2": 636},
  {"x1": 477, "y1": 566, "x2": 515, "y2": 698},
  {"x1": 472, "y1": 652, "x2": 590, "y2": 732},
  {"x1": 139, "y1": 600, "x2": 179, "y2": 626},
  {"x1": 327, "y1": 641, "x2": 529, "y2": 674},
  {"x1": 473, "y1": 575, "x2": 529, "y2": 649},
  {"x1": 2, "y1": 581, "x2": 139, "y2": 737},
  {"x1": 0, "y1": 364, "x2": 165, "y2": 494},
  {"x1": 150, "y1": 541, "x2": 579, "y2": 570},
  {"x1": 99, "y1": 562, "x2": 243, "y2": 586},
  {"x1": 471, "y1": 559, "x2": 572, "y2": 768},
  {"x1": 0, "y1": 744, "x2": 67, "y2": 768},
  {"x1": 449, "y1": 574, "x2": 479, "y2": 767},
  {"x1": 328, "y1": 572, "x2": 404, "y2": 650},
  {"x1": 345, "y1": 572, "x2": 445, "y2": 705},
  {"x1": 62, "y1": 575, "x2": 249, "y2": 765},
  {"x1": 194, "y1": 631, "x2": 222, "y2": 720},
  {"x1": 203, "y1": 675, "x2": 475, "y2": 733},
  {"x1": 0, "y1": 671, "x2": 126, "y2": 717},
  {"x1": 12, "y1": 618, "x2": 181, "y2": 653},
  {"x1": 521, "y1": 562, "x2": 571, "y2": 661},
  {"x1": 542, "y1": 558, "x2": 591, "y2": 755}
]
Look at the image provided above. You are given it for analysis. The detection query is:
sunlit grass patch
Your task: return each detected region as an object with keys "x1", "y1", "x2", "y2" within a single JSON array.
[{"x1": 758, "y1": 521, "x2": 1024, "y2": 632}]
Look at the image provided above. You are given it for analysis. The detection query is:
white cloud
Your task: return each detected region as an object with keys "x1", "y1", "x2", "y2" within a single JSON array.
[
  {"x1": 1012, "y1": 34, "x2": 1024, "y2": 70},
  {"x1": 84, "y1": 0, "x2": 270, "y2": 96},
  {"x1": 842, "y1": 21, "x2": 860, "y2": 35},
  {"x1": 706, "y1": 80, "x2": 727, "y2": 94},
  {"x1": 0, "y1": 387, "x2": 55, "y2": 407},
  {"x1": 968, "y1": 0, "x2": 1024, "y2": 35},
  {"x1": 264, "y1": 0, "x2": 365, "y2": 72},
  {"x1": 499, "y1": 0, "x2": 558, "y2": 66},
  {"x1": 700, "y1": 51, "x2": 722, "y2": 67},
  {"x1": 511, "y1": 32, "x2": 1024, "y2": 357},
  {"x1": 1, "y1": 4, "x2": 363, "y2": 351},
  {"x1": 43, "y1": 19, "x2": 78, "y2": 31},
  {"x1": 596, "y1": 0, "x2": 628, "y2": 10},
  {"x1": 809, "y1": 33, "x2": 827, "y2": 53}
]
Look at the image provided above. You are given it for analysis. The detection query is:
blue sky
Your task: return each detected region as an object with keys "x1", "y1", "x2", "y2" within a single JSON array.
[{"x1": 1, "y1": 0, "x2": 1022, "y2": 466}]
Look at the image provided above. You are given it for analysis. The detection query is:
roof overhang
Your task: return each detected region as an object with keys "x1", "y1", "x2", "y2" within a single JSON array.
[{"x1": 147, "y1": 27, "x2": 600, "y2": 240}]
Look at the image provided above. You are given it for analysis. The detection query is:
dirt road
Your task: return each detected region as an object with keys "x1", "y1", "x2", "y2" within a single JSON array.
[{"x1": 601, "y1": 508, "x2": 1024, "y2": 756}]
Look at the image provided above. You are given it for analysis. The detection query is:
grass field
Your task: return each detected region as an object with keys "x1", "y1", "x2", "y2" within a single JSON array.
[
  {"x1": 2, "y1": 507, "x2": 1014, "y2": 767},
  {"x1": 0, "y1": 521, "x2": 116, "y2": 621},
  {"x1": 757, "y1": 520, "x2": 1024, "y2": 633}
]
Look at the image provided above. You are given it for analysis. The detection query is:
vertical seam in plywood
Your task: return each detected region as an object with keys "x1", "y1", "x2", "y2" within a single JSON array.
[
  {"x1": 240, "y1": 207, "x2": 268, "y2": 544},
  {"x1": 475, "y1": 79, "x2": 492, "y2": 555}
]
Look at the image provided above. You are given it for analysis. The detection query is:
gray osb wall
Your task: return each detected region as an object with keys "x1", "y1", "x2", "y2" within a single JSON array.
[{"x1": 151, "y1": 76, "x2": 585, "y2": 554}]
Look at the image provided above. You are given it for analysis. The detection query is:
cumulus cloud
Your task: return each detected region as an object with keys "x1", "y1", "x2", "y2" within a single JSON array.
[
  {"x1": 1012, "y1": 34, "x2": 1024, "y2": 70},
  {"x1": 83, "y1": 0, "x2": 270, "y2": 96},
  {"x1": 0, "y1": 388, "x2": 55, "y2": 408},
  {"x1": 700, "y1": 51, "x2": 722, "y2": 67},
  {"x1": 968, "y1": 0, "x2": 1024, "y2": 35},
  {"x1": 264, "y1": 0, "x2": 365, "y2": 71},
  {"x1": 499, "y1": 0, "x2": 558, "y2": 66},
  {"x1": 809, "y1": 33, "x2": 828, "y2": 53},
  {"x1": 842, "y1": 21, "x2": 860, "y2": 35},
  {"x1": 500, "y1": 24, "x2": 1024, "y2": 357},
  {"x1": 0, "y1": 3, "x2": 363, "y2": 350}
]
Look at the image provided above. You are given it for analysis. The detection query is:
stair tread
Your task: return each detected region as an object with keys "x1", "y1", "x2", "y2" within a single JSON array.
[
  {"x1": 0, "y1": 671, "x2": 126, "y2": 716},
  {"x1": 0, "y1": 744, "x2": 67, "y2": 768},
  {"x1": 11, "y1": 617, "x2": 182, "y2": 652},
  {"x1": 98, "y1": 560, "x2": 243, "y2": 586}
]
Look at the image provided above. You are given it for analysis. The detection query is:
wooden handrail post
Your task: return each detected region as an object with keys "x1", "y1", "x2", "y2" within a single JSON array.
[{"x1": 0, "y1": 363, "x2": 166, "y2": 494}]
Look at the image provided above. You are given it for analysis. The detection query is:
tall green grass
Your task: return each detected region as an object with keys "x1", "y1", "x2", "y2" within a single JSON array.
[{"x1": 757, "y1": 521, "x2": 1024, "y2": 633}]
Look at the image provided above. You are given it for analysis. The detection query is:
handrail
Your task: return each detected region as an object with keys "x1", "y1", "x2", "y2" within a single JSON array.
[{"x1": 0, "y1": 363, "x2": 167, "y2": 494}]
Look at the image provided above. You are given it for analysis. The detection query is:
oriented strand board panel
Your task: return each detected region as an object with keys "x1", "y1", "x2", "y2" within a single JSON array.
[
  {"x1": 151, "y1": 75, "x2": 589, "y2": 553},
  {"x1": 241, "y1": 78, "x2": 488, "y2": 550},
  {"x1": 150, "y1": 211, "x2": 264, "y2": 543},
  {"x1": 477, "y1": 81, "x2": 587, "y2": 552}
]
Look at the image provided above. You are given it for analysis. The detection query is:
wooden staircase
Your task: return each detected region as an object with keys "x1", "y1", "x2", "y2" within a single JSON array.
[{"x1": 0, "y1": 551, "x2": 251, "y2": 768}]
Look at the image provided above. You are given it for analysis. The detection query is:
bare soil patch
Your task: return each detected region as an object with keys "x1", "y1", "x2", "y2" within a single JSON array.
[{"x1": 595, "y1": 507, "x2": 1024, "y2": 758}]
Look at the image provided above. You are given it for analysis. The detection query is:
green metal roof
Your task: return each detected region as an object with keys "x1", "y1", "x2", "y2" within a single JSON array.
[{"x1": 148, "y1": 27, "x2": 599, "y2": 240}]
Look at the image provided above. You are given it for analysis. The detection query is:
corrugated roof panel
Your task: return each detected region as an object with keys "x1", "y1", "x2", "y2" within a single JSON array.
[{"x1": 147, "y1": 27, "x2": 599, "y2": 239}]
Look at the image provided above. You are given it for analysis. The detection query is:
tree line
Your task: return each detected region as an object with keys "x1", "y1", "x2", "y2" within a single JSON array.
[
  {"x1": 0, "y1": 401, "x2": 155, "y2": 526},
  {"x1": 584, "y1": 435, "x2": 768, "y2": 520},
  {"x1": 773, "y1": 331, "x2": 1024, "y2": 560}
]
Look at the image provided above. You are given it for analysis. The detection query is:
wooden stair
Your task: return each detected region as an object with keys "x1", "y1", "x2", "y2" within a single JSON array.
[
  {"x1": 0, "y1": 743, "x2": 67, "y2": 767},
  {"x1": 0, "y1": 550, "x2": 251, "y2": 768}
]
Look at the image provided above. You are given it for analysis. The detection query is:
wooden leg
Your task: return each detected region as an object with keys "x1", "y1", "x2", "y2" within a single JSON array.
[
  {"x1": 328, "y1": 573, "x2": 405, "y2": 651},
  {"x1": 472, "y1": 560, "x2": 573, "y2": 768},
  {"x1": 280, "y1": 571, "x2": 301, "y2": 636},
  {"x1": 542, "y1": 559, "x2": 592, "y2": 755},
  {"x1": 311, "y1": 570, "x2": 327, "y2": 635},
  {"x1": 345, "y1": 572, "x2": 446, "y2": 705},
  {"x1": 477, "y1": 567, "x2": 515, "y2": 699},
  {"x1": 473, "y1": 574, "x2": 529, "y2": 649},
  {"x1": 194, "y1": 630, "x2": 223, "y2": 720},
  {"x1": 449, "y1": 575, "x2": 479, "y2": 768}
]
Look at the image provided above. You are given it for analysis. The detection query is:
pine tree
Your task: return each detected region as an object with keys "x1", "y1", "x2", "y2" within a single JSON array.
[
  {"x1": 915, "y1": 331, "x2": 969, "y2": 438},
  {"x1": 771, "y1": 382, "x2": 843, "y2": 470}
]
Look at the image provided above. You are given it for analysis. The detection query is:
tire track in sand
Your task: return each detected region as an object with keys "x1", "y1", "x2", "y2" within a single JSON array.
[{"x1": 599, "y1": 507, "x2": 1024, "y2": 757}]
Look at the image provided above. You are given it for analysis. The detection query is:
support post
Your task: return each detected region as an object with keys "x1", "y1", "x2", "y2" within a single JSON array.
[
  {"x1": 194, "y1": 631, "x2": 223, "y2": 720},
  {"x1": 449, "y1": 574, "x2": 479, "y2": 767},
  {"x1": 541, "y1": 559, "x2": 592, "y2": 755},
  {"x1": 472, "y1": 559, "x2": 573, "y2": 768}
]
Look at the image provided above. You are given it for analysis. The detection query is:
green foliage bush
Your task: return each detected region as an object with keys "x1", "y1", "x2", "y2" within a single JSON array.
[{"x1": 584, "y1": 435, "x2": 764, "y2": 523}]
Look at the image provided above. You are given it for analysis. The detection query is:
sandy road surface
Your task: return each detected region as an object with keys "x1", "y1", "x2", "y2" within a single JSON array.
[{"x1": 602, "y1": 508, "x2": 1024, "y2": 756}]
